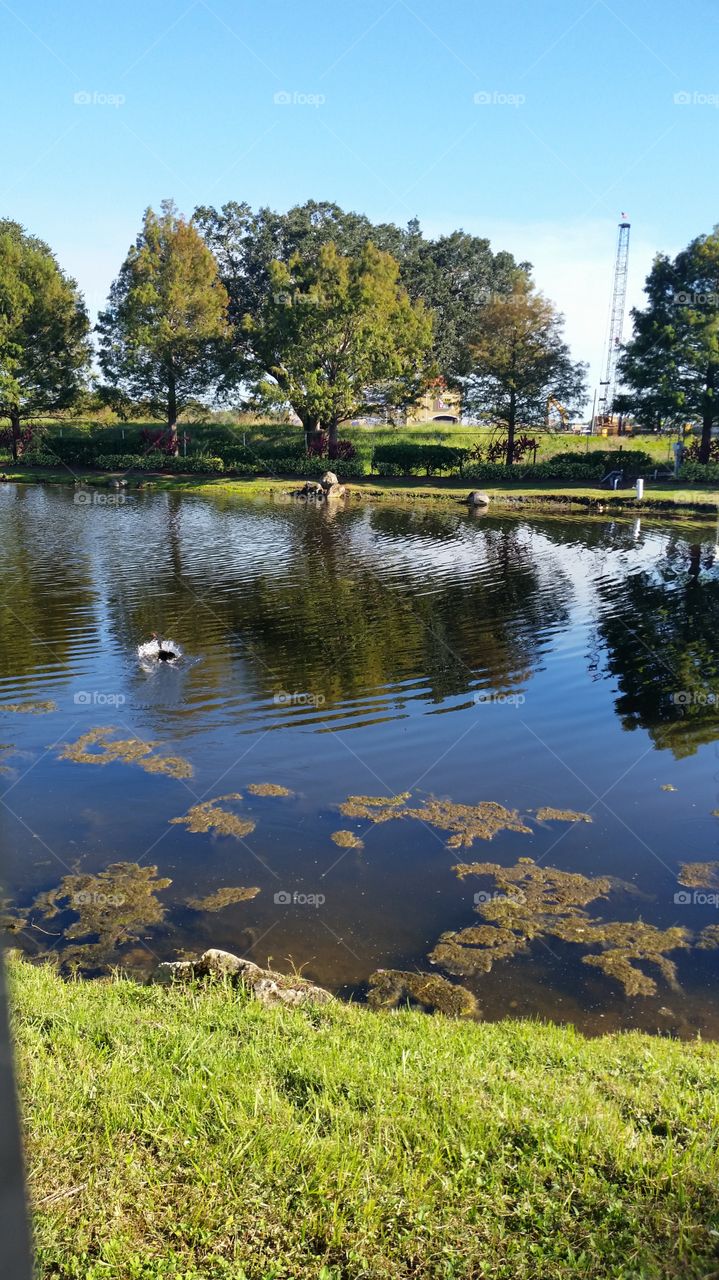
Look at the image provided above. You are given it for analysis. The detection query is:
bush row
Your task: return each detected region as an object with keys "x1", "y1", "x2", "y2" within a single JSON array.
[
  {"x1": 462, "y1": 461, "x2": 606, "y2": 482},
  {"x1": 372, "y1": 444, "x2": 469, "y2": 475},
  {"x1": 678, "y1": 461, "x2": 719, "y2": 484}
]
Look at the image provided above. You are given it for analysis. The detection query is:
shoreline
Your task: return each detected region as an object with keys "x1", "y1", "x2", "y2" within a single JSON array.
[{"x1": 3, "y1": 463, "x2": 719, "y2": 523}]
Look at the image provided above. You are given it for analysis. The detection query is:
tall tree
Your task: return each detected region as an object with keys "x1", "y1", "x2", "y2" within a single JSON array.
[
  {"x1": 0, "y1": 220, "x2": 90, "y2": 460},
  {"x1": 620, "y1": 229, "x2": 719, "y2": 461},
  {"x1": 243, "y1": 241, "x2": 434, "y2": 441},
  {"x1": 194, "y1": 200, "x2": 525, "y2": 385},
  {"x1": 97, "y1": 201, "x2": 232, "y2": 451},
  {"x1": 463, "y1": 275, "x2": 586, "y2": 466}
]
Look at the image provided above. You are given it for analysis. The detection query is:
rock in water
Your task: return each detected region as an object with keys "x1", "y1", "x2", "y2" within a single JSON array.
[
  {"x1": 466, "y1": 491, "x2": 490, "y2": 507},
  {"x1": 321, "y1": 471, "x2": 339, "y2": 488}
]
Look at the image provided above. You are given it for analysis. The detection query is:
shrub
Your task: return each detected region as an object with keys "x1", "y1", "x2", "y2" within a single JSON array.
[
  {"x1": 328, "y1": 439, "x2": 357, "y2": 462},
  {"x1": 683, "y1": 439, "x2": 719, "y2": 463},
  {"x1": 463, "y1": 460, "x2": 605, "y2": 483},
  {"x1": 372, "y1": 444, "x2": 469, "y2": 476},
  {"x1": 678, "y1": 461, "x2": 719, "y2": 484},
  {"x1": 551, "y1": 449, "x2": 655, "y2": 472}
]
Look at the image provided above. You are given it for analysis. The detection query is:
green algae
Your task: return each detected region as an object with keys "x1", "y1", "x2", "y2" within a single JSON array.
[
  {"x1": 331, "y1": 830, "x2": 364, "y2": 849},
  {"x1": 404, "y1": 799, "x2": 532, "y2": 847},
  {"x1": 338, "y1": 793, "x2": 411, "y2": 823},
  {"x1": 3, "y1": 700, "x2": 57, "y2": 714},
  {"x1": 660, "y1": 784, "x2": 677, "y2": 792},
  {"x1": 367, "y1": 969, "x2": 478, "y2": 1017},
  {"x1": 58, "y1": 726, "x2": 193, "y2": 779},
  {"x1": 187, "y1": 886, "x2": 260, "y2": 911},
  {"x1": 24, "y1": 862, "x2": 171, "y2": 970},
  {"x1": 677, "y1": 861, "x2": 719, "y2": 890},
  {"x1": 247, "y1": 783, "x2": 294, "y2": 797},
  {"x1": 535, "y1": 807, "x2": 593, "y2": 823},
  {"x1": 437, "y1": 858, "x2": 690, "y2": 996},
  {"x1": 170, "y1": 794, "x2": 256, "y2": 839},
  {"x1": 697, "y1": 924, "x2": 719, "y2": 950}
]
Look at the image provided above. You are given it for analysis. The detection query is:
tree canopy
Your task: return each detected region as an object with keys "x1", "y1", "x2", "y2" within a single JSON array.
[
  {"x1": 194, "y1": 200, "x2": 525, "y2": 386},
  {"x1": 462, "y1": 275, "x2": 587, "y2": 465},
  {"x1": 243, "y1": 241, "x2": 434, "y2": 438},
  {"x1": 620, "y1": 229, "x2": 719, "y2": 459},
  {"x1": 0, "y1": 220, "x2": 90, "y2": 459},
  {"x1": 97, "y1": 201, "x2": 232, "y2": 448}
]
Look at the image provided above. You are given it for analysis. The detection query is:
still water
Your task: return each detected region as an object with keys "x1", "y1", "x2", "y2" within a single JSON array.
[{"x1": 2, "y1": 483, "x2": 719, "y2": 1035}]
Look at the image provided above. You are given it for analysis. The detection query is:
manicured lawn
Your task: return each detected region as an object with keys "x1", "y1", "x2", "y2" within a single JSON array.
[{"x1": 10, "y1": 956, "x2": 719, "y2": 1279}]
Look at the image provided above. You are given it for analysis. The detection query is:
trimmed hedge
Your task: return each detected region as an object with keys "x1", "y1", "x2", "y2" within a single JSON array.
[
  {"x1": 463, "y1": 460, "x2": 605, "y2": 482},
  {"x1": 551, "y1": 449, "x2": 656, "y2": 472},
  {"x1": 373, "y1": 444, "x2": 469, "y2": 476}
]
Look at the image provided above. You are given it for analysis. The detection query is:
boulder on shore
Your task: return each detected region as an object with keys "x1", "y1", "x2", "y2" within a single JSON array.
[
  {"x1": 321, "y1": 471, "x2": 339, "y2": 488},
  {"x1": 153, "y1": 948, "x2": 334, "y2": 1007}
]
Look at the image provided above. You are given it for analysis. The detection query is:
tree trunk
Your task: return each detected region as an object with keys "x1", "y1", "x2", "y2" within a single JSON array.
[
  {"x1": 167, "y1": 371, "x2": 179, "y2": 456},
  {"x1": 327, "y1": 421, "x2": 339, "y2": 446},
  {"x1": 699, "y1": 368, "x2": 716, "y2": 464},
  {"x1": 9, "y1": 409, "x2": 20, "y2": 464},
  {"x1": 505, "y1": 395, "x2": 516, "y2": 468}
]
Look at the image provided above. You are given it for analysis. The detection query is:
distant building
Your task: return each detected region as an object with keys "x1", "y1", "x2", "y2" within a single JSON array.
[{"x1": 406, "y1": 379, "x2": 462, "y2": 425}]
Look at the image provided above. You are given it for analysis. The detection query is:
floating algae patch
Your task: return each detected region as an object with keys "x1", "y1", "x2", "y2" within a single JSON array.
[
  {"x1": 535, "y1": 807, "x2": 593, "y2": 823},
  {"x1": 404, "y1": 799, "x2": 532, "y2": 848},
  {"x1": 187, "y1": 886, "x2": 260, "y2": 911},
  {"x1": 697, "y1": 925, "x2": 719, "y2": 950},
  {"x1": 574, "y1": 922, "x2": 690, "y2": 998},
  {"x1": 25, "y1": 862, "x2": 171, "y2": 971},
  {"x1": 331, "y1": 830, "x2": 364, "y2": 849},
  {"x1": 338, "y1": 793, "x2": 411, "y2": 823},
  {"x1": 3, "y1": 700, "x2": 57, "y2": 715},
  {"x1": 677, "y1": 861, "x2": 719, "y2": 890},
  {"x1": 660, "y1": 784, "x2": 677, "y2": 792},
  {"x1": 246, "y1": 783, "x2": 294, "y2": 798},
  {"x1": 170, "y1": 794, "x2": 256, "y2": 839},
  {"x1": 432, "y1": 859, "x2": 612, "y2": 977},
  {"x1": 429, "y1": 925, "x2": 526, "y2": 976},
  {"x1": 367, "y1": 969, "x2": 478, "y2": 1017},
  {"x1": 58, "y1": 727, "x2": 193, "y2": 780},
  {"x1": 438, "y1": 858, "x2": 690, "y2": 998}
]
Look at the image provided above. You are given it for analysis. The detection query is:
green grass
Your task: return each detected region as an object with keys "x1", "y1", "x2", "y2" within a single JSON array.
[{"x1": 10, "y1": 955, "x2": 719, "y2": 1279}]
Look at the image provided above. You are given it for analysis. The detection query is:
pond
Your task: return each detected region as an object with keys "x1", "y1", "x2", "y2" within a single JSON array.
[{"x1": 2, "y1": 482, "x2": 719, "y2": 1036}]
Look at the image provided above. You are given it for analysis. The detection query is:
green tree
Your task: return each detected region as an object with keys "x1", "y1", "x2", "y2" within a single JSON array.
[
  {"x1": 97, "y1": 201, "x2": 232, "y2": 451},
  {"x1": 243, "y1": 241, "x2": 434, "y2": 441},
  {"x1": 0, "y1": 220, "x2": 90, "y2": 460},
  {"x1": 194, "y1": 201, "x2": 525, "y2": 385},
  {"x1": 620, "y1": 229, "x2": 719, "y2": 461},
  {"x1": 463, "y1": 275, "x2": 586, "y2": 466}
]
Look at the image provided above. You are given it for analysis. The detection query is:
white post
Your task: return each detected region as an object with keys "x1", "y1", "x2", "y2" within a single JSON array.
[{"x1": 636, "y1": 478, "x2": 644, "y2": 500}]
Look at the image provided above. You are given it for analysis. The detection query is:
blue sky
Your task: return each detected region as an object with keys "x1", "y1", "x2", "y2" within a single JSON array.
[{"x1": 2, "y1": 0, "x2": 717, "y2": 394}]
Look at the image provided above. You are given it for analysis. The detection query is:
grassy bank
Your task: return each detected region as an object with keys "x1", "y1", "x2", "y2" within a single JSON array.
[
  {"x1": 10, "y1": 956, "x2": 719, "y2": 1280},
  {"x1": 3, "y1": 465, "x2": 718, "y2": 521}
]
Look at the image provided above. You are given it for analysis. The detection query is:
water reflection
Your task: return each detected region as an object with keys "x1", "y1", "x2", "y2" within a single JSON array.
[{"x1": 1, "y1": 483, "x2": 719, "y2": 1034}]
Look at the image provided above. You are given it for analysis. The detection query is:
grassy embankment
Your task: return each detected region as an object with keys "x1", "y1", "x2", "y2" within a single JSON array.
[{"x1": 11, "y1": 954, "x2": 719, "y2": 1280}]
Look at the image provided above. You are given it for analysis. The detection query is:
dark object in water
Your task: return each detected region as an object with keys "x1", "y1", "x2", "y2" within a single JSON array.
[{"x1": 151, "y1": 632, "x2": 178, "y2": 662}]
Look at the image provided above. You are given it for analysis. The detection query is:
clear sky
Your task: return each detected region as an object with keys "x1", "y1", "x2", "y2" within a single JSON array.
[{"x1": 2, "y1": 0, "x2": 717, "y2": 397}]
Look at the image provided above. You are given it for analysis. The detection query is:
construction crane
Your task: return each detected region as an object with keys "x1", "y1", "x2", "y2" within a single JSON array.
[
  {"x1": 596, "y1": 215, "x2": 631, "y2": 427},
  {"x1": 546, "y1": 396, "x2": 570, "y2": 431}
]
